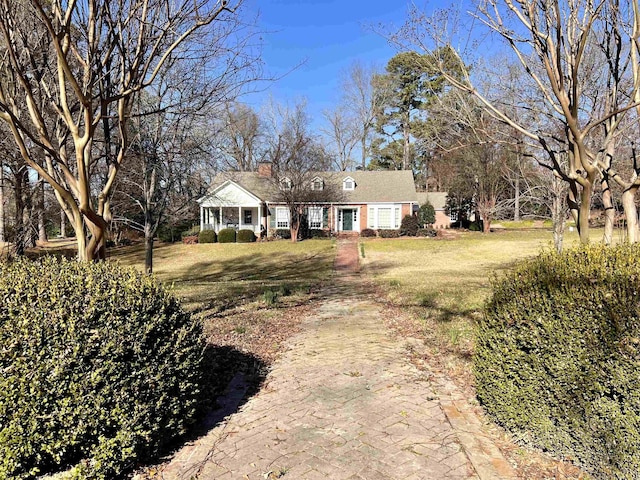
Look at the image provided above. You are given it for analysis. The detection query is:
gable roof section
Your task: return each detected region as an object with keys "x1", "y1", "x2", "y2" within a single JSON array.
[
  {"x1": 203, "y1": 170, "x2": 418, "y2": 204},
  {"x1": 198, "y1": 179, "x2": 263, "y2": 207},
  {"x1": 416, "y1": 192, "x2": 448, "y2": 211}
]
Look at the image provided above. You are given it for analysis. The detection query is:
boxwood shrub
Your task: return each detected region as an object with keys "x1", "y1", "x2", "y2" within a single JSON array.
[
  {"x1": 478, "y1": 244, "x2": 640, "y2": 478},
  {"x1": 0, "y1": 257, "x2": 206, "y2": 479},
  {"x1": 198, "y1": 230, "x2": 217, "y2": 243},
  {"x1": 378, "y1": 229, "x2": 400, "y2": 238},
  {"x1": 400, "y1": 214, "x2": 419, "y2": 236},
  {"x1": 217, "y1": 228, "x2": 236, "y2": 243},
  {"x1": 274, "y1": 228, "x2": 291, "y2": 240},
  {"x1": 416, "y1": 228, "x2": 437, "y2": 237},
  {"x1": 237, "y1": 229, "x2": 256, "y2": 243},
  {"x1": 360, "y1": 228, "x2": 376, "y2": 238}
]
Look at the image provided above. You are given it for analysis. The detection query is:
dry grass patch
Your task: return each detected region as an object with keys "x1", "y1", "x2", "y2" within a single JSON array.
[{"x1": 362, "y1": 229, "x2": 589, "y2": 479}]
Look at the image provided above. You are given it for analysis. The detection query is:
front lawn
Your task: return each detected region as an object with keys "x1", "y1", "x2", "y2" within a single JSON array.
[{"x1": 361, "y1": 229, "x2": 583, "y2": 379}]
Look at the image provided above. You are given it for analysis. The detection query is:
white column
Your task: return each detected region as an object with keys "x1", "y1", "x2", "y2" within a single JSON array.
[
  {"x1": 238, "y1": 206, "x2": 242, "y2": 229},
  {"x1": 258, "y1": 205, "x2": 262, "y2": 234},
  {"x1": 200, "y1": 206, "x2": 204, "y2": 231}
]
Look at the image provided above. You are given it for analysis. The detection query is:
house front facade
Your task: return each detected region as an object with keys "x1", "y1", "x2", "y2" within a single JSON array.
[{"x1": 197, "y1": 163, "x2": 418, "y2": 236}]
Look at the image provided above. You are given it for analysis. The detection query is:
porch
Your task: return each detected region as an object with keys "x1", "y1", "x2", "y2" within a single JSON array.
[{"x1": 200, "y1": 205, "x2": 266, "y2": 235}]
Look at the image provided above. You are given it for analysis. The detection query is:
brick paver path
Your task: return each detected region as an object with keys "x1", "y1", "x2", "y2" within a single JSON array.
[{"x1": 150, "y1": 239, "x2": 514, "y2": 480}]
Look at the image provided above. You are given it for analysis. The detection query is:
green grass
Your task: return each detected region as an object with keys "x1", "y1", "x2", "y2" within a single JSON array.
[
  {"x1": 113, "y1": 239, "x2": 335, "y2": 313},
  {"x1": 361, "y1": 229, "x2": 587, "y2": 375}
]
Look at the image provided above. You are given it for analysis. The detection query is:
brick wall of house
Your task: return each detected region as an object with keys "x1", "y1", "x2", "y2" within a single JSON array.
[
  {"x1": 434, "y1": 210, "x2": 451, "y2": 228},
  {"x1": 360, "y1": 205, "x2": 368, "y2": 231},
  {"x1": 401, "y1": 204, "x2": 412, "y2": 220}
]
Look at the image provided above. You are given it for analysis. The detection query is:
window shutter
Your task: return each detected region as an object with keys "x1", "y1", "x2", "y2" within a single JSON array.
[
  {"x1": 323, "y1": 207, "x2": 329, "y2": 226},
  {"x1": 269, "y1": 208, "x2": 276, "y2": 228}
]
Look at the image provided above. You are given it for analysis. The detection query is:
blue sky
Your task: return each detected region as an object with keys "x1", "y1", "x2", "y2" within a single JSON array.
[{"x1": 241, "y1": 0, "x2": 420, "y2": 121}]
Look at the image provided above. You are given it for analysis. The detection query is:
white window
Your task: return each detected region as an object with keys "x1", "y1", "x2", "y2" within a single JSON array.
[
  {"x1": 280, "y1": 177, "x2": 292, "y2": 190},
  {"x1": 311, "y1": 177, "x2": 324, "y2": 191},
  {"x1": 378, "y1": 208, "x2": 392, "y2": 229},
  {"x1": 368, "y1": 207, "x2": 374, "y2": 228},
  {"x1": 276, "y1": 207, "x2": 290, "y2": 228},
  {"x1": 343, "y1": 176, "x2": 355, "y2": 191},
  {"x1": 308, "y1": 207, "x2": 323, "y2": 229},
  {"x1": 395, "y1": 207, "x2": 401, "y2": 228}
]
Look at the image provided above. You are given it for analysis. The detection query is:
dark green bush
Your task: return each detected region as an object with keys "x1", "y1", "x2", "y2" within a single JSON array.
[
  {"x1": 478, "y1": 244, "x2": 640, "y2": 478},
  {"x1": 400, "y1": 215, "x2": 419, "y2": 236},
  {"x1": 417, "y1": 201, "x2": 436, "y2": 226},
  {"x1": 198, "y1": 230, "x2": 217, "y2": 243},
  {"x1": 416, "y1": 228, "x2": 437, "y2": 237},
  {"x1": 0, "y1": 257, "x2": 206, "y2": 479},
  {"x1": 218, "y1": 228, "x2": 236, "y2": 243},
  {"x1": 360, "y1": 228, "x2": 376, "y2": 238},
  {"x1": 274, "y1": 228, "x2": 291, "y2": 240},
  {"x1": 310, "y1": 229, "x2": 329, "y2": 238},
  {"x1": 379, "y1": 229, "x2": 400, "y2": 238},
  {"x1": 181, "y1": 225, "x2": 200, "y2": 239},
  {"x1": 237, "y1": 229, "x2": 256, "y2": 243},
  {"x1": 468, "y1": 221, "x2": 482, "y2": 231}
]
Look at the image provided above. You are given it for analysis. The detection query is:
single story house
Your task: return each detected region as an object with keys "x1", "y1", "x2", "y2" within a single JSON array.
[
  {"x1": 415, "y1": 192, "x2": 451, "y2": 228},
  {"x1": 197, "y1": 163, "x2": 418, "y2": 236}
]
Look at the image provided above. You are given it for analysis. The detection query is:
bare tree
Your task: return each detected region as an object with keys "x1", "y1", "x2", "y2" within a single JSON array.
[
  {"x1": 321, "y1": 106, "x2": 359, "y2": 171},
  {"x1": 216, "y1": 102, "x2": 263, "y2": 171},
  {"x1": 264, "y1": 100, "x2": 336, "y2": 241},
  {"x1": 0, "y1": 0, "x2": 246, "y2": 261},
  {"x1": 396, "y1": 0, "x2": 640, "y2": 244}
]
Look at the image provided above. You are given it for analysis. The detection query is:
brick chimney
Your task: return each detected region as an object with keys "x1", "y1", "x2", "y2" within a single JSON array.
[{"x1": 258, "y1": 162, "x2": 273, "y2": 177}]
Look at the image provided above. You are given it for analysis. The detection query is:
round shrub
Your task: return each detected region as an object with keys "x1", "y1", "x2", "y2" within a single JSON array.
[
  {"x1": 478, "y1": 244, "x2": 640, "y2": 478},
  {"x1": 416, "y1": 228, "x2": 437, "y2": 237},
  {"x1": 360, "y1": 228, "x2": 376, "y2": 238},
  {"x1": 237, "y1": 229, "x2": 256, "y2": 243},
  {"x1": 310, "y1": 229, "x2": 329, "y2": 238},
  {"x1": 198, "y1": 230, "x2": 217, "y2": 243},
  {"x1": 217, "y1": 228, "x2": 236, "y2": 243},
  {"x1": 0, "y1": 257, "x2": 206, "y2": 479},
  {"x1": 400, "y1": 215, "x2": 419, "y2": 236},
  {"x1": 274, "y1": 228, "x2": 291, "y2": 240},
  {"x1": 417, "y1": 201, "x2": 436, "y2": 226},
  {"x1": 378, "y1": 229, "x2": 400, "y2": 238}
]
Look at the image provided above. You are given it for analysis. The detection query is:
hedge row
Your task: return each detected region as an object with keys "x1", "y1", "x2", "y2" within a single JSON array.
[
  {"x1": 0, "y1": 258, "x2": 207, "y2": 479},
  {"x1": 478, "y1": 244, "x2": 640, "y2": 478}
]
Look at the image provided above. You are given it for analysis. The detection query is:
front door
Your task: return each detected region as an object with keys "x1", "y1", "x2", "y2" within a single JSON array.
[{"x1": 342, "y1": 209, "x2": 353, "y2": 231}]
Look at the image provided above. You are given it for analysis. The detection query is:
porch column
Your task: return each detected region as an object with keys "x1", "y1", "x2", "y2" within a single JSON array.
[
  {"x1": 238, "y1": 206, "x2": 242, "y2": 229},
  {"x1": 258, "y1": 205, "x2": 262, "y2": 234},
  {"x1": 200, "y1": 206, "x2": 204, "y2": 231}
]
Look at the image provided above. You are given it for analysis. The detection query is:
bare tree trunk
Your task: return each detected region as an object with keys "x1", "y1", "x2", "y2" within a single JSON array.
[
  {"x1": 514, "y1": 176, "x2": 520, "y2": 222},
  {"x1": 60, "y1": 209, "x2": 66, "y2": 237},
  {"x1": 622, "y1": 188, "x2": 639, "y2": 243},
  {"x1": 601, "y1": 173, "x2": 614, "y2": 245},
  {"x1": 144, "y1": 224, "x2": 154, "y2": 274},
  {"x1": 0, "y1": 162, "x2": 4, "y2": 243},
  {"x1": 37, "y1": 178, "x2": 47, "y2": 243}
]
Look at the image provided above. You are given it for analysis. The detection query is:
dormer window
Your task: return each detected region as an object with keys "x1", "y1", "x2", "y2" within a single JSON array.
[
  {"x1": 343, "y1": 176, "x2": 355, "y2": 191},
  {"x1": 311, "y1": 176, "x2": 324, "y2": 191},
  {"x1": 280, "y1": 177, "x2": 292, "y2": 190}
]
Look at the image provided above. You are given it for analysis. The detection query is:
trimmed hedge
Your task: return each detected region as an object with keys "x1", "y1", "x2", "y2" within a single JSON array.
[
  {"x1": 378, "y1": 229, "x2": 400, "y2": 238},
  {"x1": 237, "y1": 229, "x2": 256, "y2": 243},
  {"x1": 478, "y1": 244, "x2": 640, "y2": 478},
  {"x1": 274, "y1": 228, "x2": 291, "y2": 240},
  {"x1": 400, "y1": 215, "x2": 419, "y2": 236},
  {"x1": 360, "y1": 228, "x2": 376, "y2": 238},
  {"x1": 198, "y1": 230, "x2": 217, "y2": 243},
  {"x1": 218, "y1": 228, "x2": 236, "y2": 243},
  {"x1": 416, "y1": 228, "x2": 437, "y2": 237},
  {"x1": 0, "y1": 257, "x2": 206, "y2": 479}
]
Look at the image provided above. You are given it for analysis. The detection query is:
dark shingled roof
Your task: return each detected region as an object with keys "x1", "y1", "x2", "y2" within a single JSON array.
[
  {"x1": 416, "y1": 192, "x2": 448, "y2": 211},
  {"x1": 205, "y1": 170, "x2": 418, "y2": 203}
]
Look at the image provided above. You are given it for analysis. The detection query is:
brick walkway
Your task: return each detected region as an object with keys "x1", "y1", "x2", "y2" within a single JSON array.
[{"x1": 147, "y1": 238, "x2": 515, "y2": 480}]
